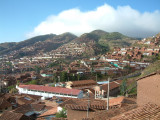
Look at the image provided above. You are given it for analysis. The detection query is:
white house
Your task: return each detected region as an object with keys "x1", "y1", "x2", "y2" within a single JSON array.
[{"x1": 16, "y1": 84, "x2": 83, "y2": 100}]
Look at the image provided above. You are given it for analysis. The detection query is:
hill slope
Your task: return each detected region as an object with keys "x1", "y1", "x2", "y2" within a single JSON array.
[
  {"x1": 0, "y1": 33, "x2": 77, "y2": 57},
  {"x1": 0, "y1": 30, "x2": 138, "y2": 58}
]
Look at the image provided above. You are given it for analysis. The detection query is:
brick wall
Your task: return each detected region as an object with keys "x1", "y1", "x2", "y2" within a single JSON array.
[
  {"x1": 67, "y1": 109, "x2": 95, "y2": 120},
  {"x1": 137, "y1": 74, "x2": 160, "y2": 106}
]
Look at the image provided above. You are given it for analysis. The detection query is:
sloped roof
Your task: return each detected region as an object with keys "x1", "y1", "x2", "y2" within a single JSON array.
[
  {"x1": 101, "y1": 80, "x2": 122, "y2": 92},
  {"x1": 0, "y1": 111, "x2": 33, "y2": 120},
  {"x1": 0, "y1": 97, "x2": 12, "y2": 110},
  {"x1": 110, "y1": 103, "x2": 160, "y2": 120},
  {"x1": 61, "y1": 98, "x2": 107, "y2": 111},
  {"x1": 19, "y1": 84, "x2": 81, "y2": 95},
  {"x1": 13, "y1": 103, "x2": 46, "y2": 114},
  {"x1": 109, "y1": 96, "x2": 124, "y2": 106},
  {"x1": 39, "y1": 107, "x2": 57, "y2": 117}
]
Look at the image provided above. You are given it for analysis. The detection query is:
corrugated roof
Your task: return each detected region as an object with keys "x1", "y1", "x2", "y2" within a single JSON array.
[{"x1": 19, "y1": 85, "x2": 81, "y2": 95}]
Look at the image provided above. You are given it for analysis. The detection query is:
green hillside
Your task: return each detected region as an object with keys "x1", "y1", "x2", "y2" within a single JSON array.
[{"x1": 141, "y1": 60, "x2": 160, "y2": 77}]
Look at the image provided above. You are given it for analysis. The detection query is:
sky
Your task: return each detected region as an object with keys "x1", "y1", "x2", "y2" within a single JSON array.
[{"x1": 0, "y1": 0, "x2": 160, "y2": 43}]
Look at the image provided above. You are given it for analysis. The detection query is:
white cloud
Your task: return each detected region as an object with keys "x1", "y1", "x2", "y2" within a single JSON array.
[{"x1": 27, "y1": 4, "x2": 160, "y2": 38}]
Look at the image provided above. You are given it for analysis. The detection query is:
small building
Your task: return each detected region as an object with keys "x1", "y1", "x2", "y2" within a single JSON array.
[
  {"x1": 137, "y1": 72, "x2": 160, "y2": 106},
  {"x1": 94, "y1": 80, "x2": 122, "y2": 98},
  {"x1": 16, "y1": 84, "x2": 83, "y2": 100},
  {"x1": 65, "y1": 80, "x2": 97, "y2": 89}
]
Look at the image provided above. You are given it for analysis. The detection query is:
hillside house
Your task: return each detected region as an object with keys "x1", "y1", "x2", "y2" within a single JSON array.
[{"x1": 94, "y1": 80, "x2": 122, "y2": 98}]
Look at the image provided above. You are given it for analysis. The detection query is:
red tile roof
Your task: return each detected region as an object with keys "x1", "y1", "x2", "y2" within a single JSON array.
[
  {"x1": 19, "y1": 84, "x2": 81, "y2": 95},
  {"x1": 61, "y1": 98, "x2": 107, "y2": 111},
  {"x1": 39, "y1": 107, "x2": 57, "y2": 117},
  {"x1": 109, "y1": 96, "x2": 124, "y2": 106},
  {"x1": 0, "y1": 111, "x2": 33, "y2": 120}
]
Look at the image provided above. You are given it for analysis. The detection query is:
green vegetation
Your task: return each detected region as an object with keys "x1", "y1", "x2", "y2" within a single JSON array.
[
  {"x1": 55, "y1": 108, "x2": 67, "y2": 118},
  {"x1": 102, "y1": 32, "x2": 127, "y2": 40},
  {"x1": 120, "y1": 79, "x2": 127, "y2": 96},
  {"x1": 0, "y1": 30, "x2": 138, "y2": 59},
  {"x1": 26, "y1": 80, "x2": 38, "y2": 85},
  {"x1": 9, "y1": 88, "x2": 18, "y2": 93},
  {"x1": 60, "y1": 71, "x2": 68, "y2": 82},
  {"x1": 8, "y1": 85, "x2": 16, "y2": 91},
  {"x1": 34, "y1": 66, "x2": 41, "y2": 74}
]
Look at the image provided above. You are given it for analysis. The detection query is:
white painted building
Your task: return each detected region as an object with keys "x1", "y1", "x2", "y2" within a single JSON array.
[{"x1": 16, "y1": 84, "x2": 83, "y2": 100}]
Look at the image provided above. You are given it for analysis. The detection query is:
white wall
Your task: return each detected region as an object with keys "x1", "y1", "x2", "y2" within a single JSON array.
[{"x1": 16, "y1": 85, "x2": 83, "y2": 100}]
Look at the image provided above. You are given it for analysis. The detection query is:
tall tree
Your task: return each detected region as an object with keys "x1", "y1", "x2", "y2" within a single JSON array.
[{"x1": 120, "y1": 79, "x2": 127, "y2": 96}]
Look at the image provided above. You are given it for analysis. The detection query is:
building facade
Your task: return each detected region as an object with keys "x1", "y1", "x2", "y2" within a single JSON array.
[{"x1": 16, "y1": 84, "x2": 83, "y2": 100}]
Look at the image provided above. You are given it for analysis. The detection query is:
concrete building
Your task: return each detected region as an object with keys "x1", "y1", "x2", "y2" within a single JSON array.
[{"x1": 16, "y1": 84, "x2": 83, "y2": 100}]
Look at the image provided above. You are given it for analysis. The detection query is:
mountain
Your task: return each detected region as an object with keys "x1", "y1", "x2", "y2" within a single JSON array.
[
  {"x1": 71, "y1": 30, "x2": 137, "y2": 56},
  {"x1": 0, "y1": 42, "x2": 16, "y2": 51},
  {"x1": 0, "y1": 30, "x2": 138, "y2": 58},
  {"x1": 0, "y1": 33, "x2": 77, "y2": 58}
]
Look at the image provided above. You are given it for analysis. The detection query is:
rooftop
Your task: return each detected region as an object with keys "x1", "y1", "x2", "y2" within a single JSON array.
[
  {"x1": 18, "y1": 84, "x2": 81, "y2": 95},
  {"x1": 111, "y1": 103, "x2": 160, "y2": 120}
]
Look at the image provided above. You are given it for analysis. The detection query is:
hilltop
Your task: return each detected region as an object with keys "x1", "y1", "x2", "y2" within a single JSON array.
[{"x1": 0, "y1": 30, "x2": 138, "y2": 58}]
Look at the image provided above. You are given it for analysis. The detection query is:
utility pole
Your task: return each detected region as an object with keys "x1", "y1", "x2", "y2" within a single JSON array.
[
  {"x1": 96, "y1": 73, "x2": 97, "y2": 82},
  {"x1": 107, "y1": 77, "x2": 110, "y2": 110},
  {"x1": 87, "y1": 92, "x2": 90, "y2": 118}
]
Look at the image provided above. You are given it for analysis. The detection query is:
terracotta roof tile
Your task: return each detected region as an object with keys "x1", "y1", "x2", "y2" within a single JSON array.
[
  {"x1": 101, "y1": 80, "x2": 122, "y2": 92},
  {"x1": 13, "y1": 103, "x2": 45, "y2": 114},
  {"x1": 0, "y1": 111, "x2": 33, "y2": 120},
  {"x1": 39, "y1": 107, "x2": 57, "y2": 117},
  {"x1": 0, "y1": 97, "x2": 12, "y2": 110},
  {"x1": 110, "y1": 103, "x2": 160, "y2": 120},
  {"x1": 63, "y1": 98, "x2": 107, "y2": 111},
  {"x1": 109, "y1": 96, "x2": 124, "y2": 106}
]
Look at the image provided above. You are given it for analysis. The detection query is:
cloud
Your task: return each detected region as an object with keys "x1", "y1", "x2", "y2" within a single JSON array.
[{"x1": 27, "y1": 4, "x2": 160, "y2": 38}]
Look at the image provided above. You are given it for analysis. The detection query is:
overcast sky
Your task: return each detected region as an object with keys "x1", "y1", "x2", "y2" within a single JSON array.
[{"x1": 0, "y1": 0, "x2": 160, "y2": 43}]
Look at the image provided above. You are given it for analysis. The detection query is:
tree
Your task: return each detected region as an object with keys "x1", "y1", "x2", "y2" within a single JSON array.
[
  {"x1": 120, "y1": 79, "x2": 127, "y2": 96},
  {"x1": 34, "y1": 66, "x2": 41, "y2": 74},
  {"x1": 27, "y1": 80, "x2": 38, "y2": 85},
  {"x1": 9, "y1": 88, "x2": 18, "y2": 93},
  {"x1": 55, "y1": 108, "x2": 67, "y2": 118},
  {"x1": 60, "y1": 71, "x2": 68, "y2": 82}
]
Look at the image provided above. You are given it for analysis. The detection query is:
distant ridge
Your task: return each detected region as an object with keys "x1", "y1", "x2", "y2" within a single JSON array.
[{"x1": 0, "y1": 30, "x2": 138, "y2": 58}]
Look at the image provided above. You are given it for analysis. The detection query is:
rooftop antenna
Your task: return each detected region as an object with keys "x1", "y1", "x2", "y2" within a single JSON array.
[{"x1": 107, "y1": 77, "x2": 110, "y2": 110}]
